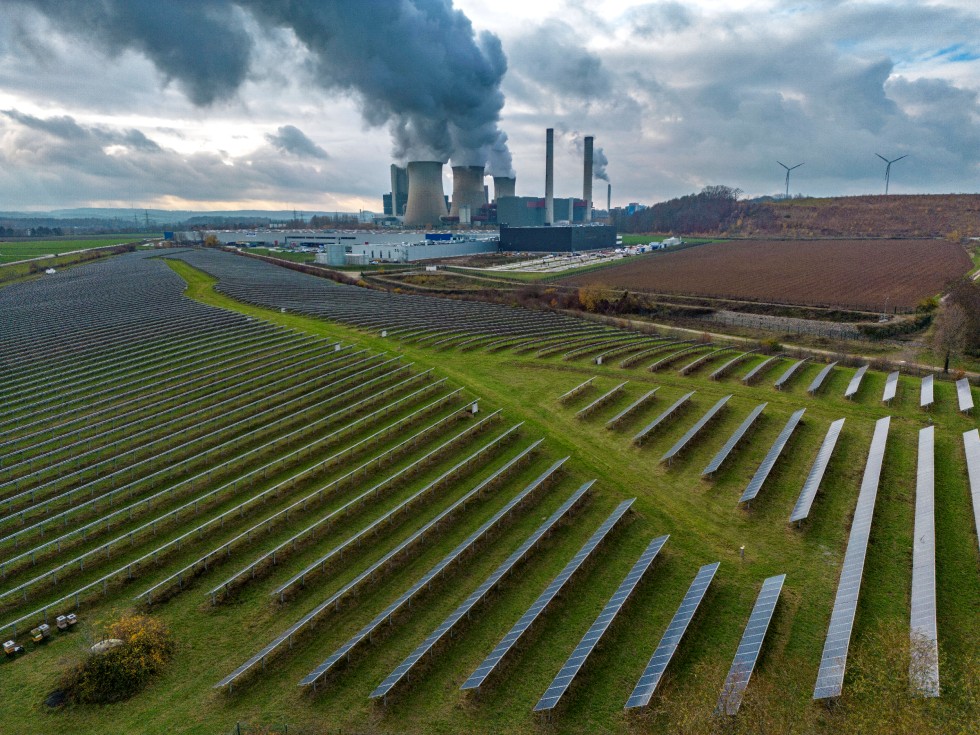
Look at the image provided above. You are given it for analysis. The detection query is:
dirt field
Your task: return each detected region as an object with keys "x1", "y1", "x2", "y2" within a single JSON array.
[{"x1": 559, "y1": 239, "x2": 972, "y2": 310}]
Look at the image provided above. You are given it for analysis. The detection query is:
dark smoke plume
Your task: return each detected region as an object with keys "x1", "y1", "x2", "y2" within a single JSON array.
[
  {"x1": 568, "y1": 131, "x2": 610, "y2": 182},
  {"x1": 14, "y1": 0, "x2": 512, "y2": 169}
]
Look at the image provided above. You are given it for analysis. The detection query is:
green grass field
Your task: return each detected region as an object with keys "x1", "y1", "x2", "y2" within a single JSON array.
[
  {"x1": 0, "y1": 257, "x2": 977, "y2": 735},
  {"x1": 0, "y1": 236, "x2": 148, "y2": 264}
]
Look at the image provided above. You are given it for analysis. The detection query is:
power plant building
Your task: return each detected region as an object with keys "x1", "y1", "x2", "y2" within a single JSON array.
[
  {"x1": 499, "y1": 224, "x2": 616, "y2": 253},
  {"x1": 497, "y1": 196, "x2": 587, "y2": 227}
]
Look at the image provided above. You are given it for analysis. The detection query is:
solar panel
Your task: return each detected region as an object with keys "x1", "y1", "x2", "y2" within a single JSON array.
[
  {"x1": 807, "y1": 362, "x2": 837, "y2": 395},
  {"x1": 298, "y1": 439, "x2": 549, "y2": 688},
  {"x1": 632, "y1": 392, "x2": 694, "y2": 445},
  {"x1": 716, "y1": 574, "x2": 785, "y2": 715},
  {"x1": 215, "y1": 456, "x2": 572, "y2": 691},
  {"x1": 742, "y1": 356, "x2": 780, "y2": 385},
  {"x1": 702, "y1": 403, "x2": 767, "y2": 476},
  {"x1": 882, "y1": 371, "x2": 899, "y2": 403},
  {"x1": 709, "y1": 351, "x2": 755, "y2": 381},
  {"x1": 774, "y1": 359, "x2": 807, "y2": 389},
  {"x1": 661, "y1": 395, "x2": 731, "y2": 464},
  {"x1": 460, "y1": 498, "x2": 636, "y2": 691},
  {"x1": 963, "y1": 429, "x2": 980, "y2": 556},
  {"x1": 920, "y1": 374, "x2": 934, "y2": 408},
  {"x1": 625, "y1": 561, "x2": 719, "y2": 709},
  {"x1": 738, "y1": 408, "x2": 806, "y2": 504},
  {"x1": 369, "y1": 477, "x2": 595, "y2": 701},
  {"x1": 558, "y1": 377, "x2": 593, "y2": 404},
  {"x1": 576, "y1": 381, "x2": 628, "y2": 419},
  {"x1": 534, "y1": 534, "x2": 669, "y2": 712},
  {"x1": 844, "y1": 364, "x2": 868, "y2": 399},
  {"x1": 956, "y1": 378, "x2": 974, "y2": 413},
  {"x1": 910, "y1": 426, "x2": 939, "y2": 696},
  {"x1": 813, "y1": 415, "x2": 890, "y2": 700},
  {"x1": 679, "y1": 347, "x2": 731, "y2": 376},
  {"x1": 789, "y1": 418, "x2": 845, "y2": 523},
  {"x1": 606, "y1": 388, "x2": 658, "y2": 429}
]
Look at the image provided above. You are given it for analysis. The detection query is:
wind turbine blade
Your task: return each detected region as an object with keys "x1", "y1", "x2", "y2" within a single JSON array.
[
  {"x1": 894, "y1": 154, "x2": 909, "y2": 162},
  {"x1": 777, "y1": 161, "x2": 788, "y2": 169},
  {"x1": 876, "y1": 153, "x2": 889, "y2": 163}
]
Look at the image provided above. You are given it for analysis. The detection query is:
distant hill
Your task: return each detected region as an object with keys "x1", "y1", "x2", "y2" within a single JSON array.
[
  {"x1": 735, "y1": 194, "x2": 980, "y2": 238},
  {"x1": 616, "y1": 192, "x2": 980, "y2": 238}
]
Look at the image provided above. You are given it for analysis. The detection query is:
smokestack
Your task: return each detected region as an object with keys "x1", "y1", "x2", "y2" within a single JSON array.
[
  {"x1": 493, "y1": 176, "x2": 516, "y2": 202},
  {"x1": 583, "y1": 136, "x2": 594, "y2": 222},
  {"x1": 390, "y1": 164, "x2": 408, "y2": 216},
  {"x1": 403, "y1": 161, "x2": 447, "y2": 227},
  {"x1": 450, "y1": 165, "x2": 486, "y2": 220},
  {"x1": 607, "y1": 183, "x2": 612, "y2": 212},
  {"x1": 545, "y1": 128, "x2": 554, "y2": 225}
]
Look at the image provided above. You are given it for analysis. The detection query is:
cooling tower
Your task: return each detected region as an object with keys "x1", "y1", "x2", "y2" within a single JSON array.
[
  {"x1": 583, "y1": 136, "x2": 594, "y2": 222},
  {"x1": 449, "y1": 165, "x2": 487, "y2": 219},
  {"x1": 545, "y1": 128, "x2": 554, "y2": 225},
  {"x1": 403, "y1": 161, "x2": 448, "y2": 226},
  {"x1": 492, "y1": 176, "x2": 516, "y2": 202}
]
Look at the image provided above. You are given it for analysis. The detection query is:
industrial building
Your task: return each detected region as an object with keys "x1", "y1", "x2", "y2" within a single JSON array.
[
  {"x1": 496, "y1": 196, "x2": 587, "y2": 227},
  {"x1": 499, "y1": 224, "x2": 616, "y2": 253}
]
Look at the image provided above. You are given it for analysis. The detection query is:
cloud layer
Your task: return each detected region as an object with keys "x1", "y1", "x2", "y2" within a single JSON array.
[{"x1": 0, "y1": 1, "x2": 977, "y2": 210}]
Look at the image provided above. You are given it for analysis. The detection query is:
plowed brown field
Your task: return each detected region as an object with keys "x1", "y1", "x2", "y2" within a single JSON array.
[{"x1": 560, "y1": 239, "x2": 972, "y2": 310}]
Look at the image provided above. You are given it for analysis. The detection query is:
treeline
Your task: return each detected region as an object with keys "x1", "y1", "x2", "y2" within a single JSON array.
[{"x1": 614, "y1": 185, "x2": 743, "y2": 234}]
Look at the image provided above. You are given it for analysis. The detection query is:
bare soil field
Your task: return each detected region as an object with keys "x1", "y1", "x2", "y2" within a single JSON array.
[{"x1": 560, "y1": 238, "x2": 972, "y2": 310}]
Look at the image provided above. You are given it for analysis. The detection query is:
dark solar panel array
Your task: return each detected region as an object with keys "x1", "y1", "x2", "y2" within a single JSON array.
[
  {"x1": 741, "y1": 356, "x2": 781, "y2": 385},
  {"x1": 702, "y1": 403, "x2": 767, "y2": 476},
  {"x1": 920, "y1": 374, "x2": 934, "y2": 408},
  {"x1": 660, "y1": 395, "x2": 731, "y2": 464},
  {"x1": 606, "y1": 388, "x2": 658, "y2": 429},
  {"x1": 460, "y1": 498, "x2": 635, "y2": 691},
  {"x1": 789, "y1": 418, "x2": 845, "y2": 523},
  {"x1": 632, "y1": 392, "x2": 694, "y2": 445},
  {"x1": 370, "y1": 478, "x2": 594, "y2": 700},
  {"x1": 534, "y1": 534, "x2": 669, "y2": 712},
  {"x1": 844, "y1": 364, "x2": 868, "y2": 399},
  {"x1": 716, "y1": 574, "x2": 785, "y2": 715},
  {"x1": 298, "y1": 440, "x2": 547, "y2": 688},
  {"x1": 709, "y1": 351, "x2": 756, "y2": 381},
  {"x1": 910, "y1": 426, "x2": 939, "y2": 696},
  {"x1": 956, "y1": 378, "x2": 975, "y2": 413},
  {"x1": 807, "y1": 362, "x2": 838, "y2": 395},
  {"x1": 813, "y1": 416, "x2": 890, "y2": 700},
  {"x1": 738, "y1": 409, "x2": 806, "y2": 504},
  {"x1": 966, "y1": 429, "x2": 980, "y2": 556},
  {"x1": 625, "y1": 561, "x2": 719, "y2": 709},
  {"x1": 882, "y1": 371, "x2": 899, "y2": 403},
  {"x1": 773, "y1": 359, "x2": 807, "y2": 389},
  {"x1": 576, "y1": 382, "x2": 628, "y2": 419}
]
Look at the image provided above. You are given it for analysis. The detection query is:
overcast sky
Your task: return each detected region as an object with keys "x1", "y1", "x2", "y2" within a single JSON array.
[{"x1": 0, "y1": 0, "x2": 977, "y2": 212}]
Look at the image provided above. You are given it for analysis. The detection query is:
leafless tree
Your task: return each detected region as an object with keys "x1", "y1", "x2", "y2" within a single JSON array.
[{"x1": 931, "y1": 303, "x2": 969, "y2": 372}]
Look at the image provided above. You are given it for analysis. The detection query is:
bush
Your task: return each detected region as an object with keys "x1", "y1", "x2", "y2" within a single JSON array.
[
  {"x1": 61, "y1": 615, "x2": 175, "y2": 704},
  {"x1": 758, "y1": 337, "x2": 782, "y2": 354}
]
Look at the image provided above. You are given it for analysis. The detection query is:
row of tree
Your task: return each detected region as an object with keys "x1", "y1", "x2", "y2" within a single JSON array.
[{"x1": 613, "y1": 185, "x2": 743, "y2": 234}]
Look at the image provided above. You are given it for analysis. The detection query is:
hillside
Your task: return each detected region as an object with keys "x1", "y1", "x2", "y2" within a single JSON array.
[
  {"x1": 736, "y1": 195, "x2": 980, "y2": 238},
  {"x1": 616, "y1": 192, "x2": 980, "y2": 238}
]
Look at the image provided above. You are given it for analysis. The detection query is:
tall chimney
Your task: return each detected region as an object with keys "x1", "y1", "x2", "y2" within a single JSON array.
[
  {"x1": 390, "y1": 164, "x2": 407, "y2": 216},
  {"x1": 492, "y1": 176, "x2": 516, "y2": 202},
  {"x1": 545, "y1": 128, "x2": 554, "y2": 225},
  {"x1": 607, "y1": 183, "x2": 612, "y2": 212},
  {"x1": 450, "y1": 165, "x2": 486, "y2": 220},
  {"x1": 403, "y1": 161, "x2": 447, "y2": 227},
  {"x1": 583, "y1": 136, "x2": 594, "y2": 222}
]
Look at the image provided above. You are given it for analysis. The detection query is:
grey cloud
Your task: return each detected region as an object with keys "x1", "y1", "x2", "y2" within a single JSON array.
[
  {"x1": 0, "y1": 112, "x2": 336, "y2": 209},
  {"x1": 625, "y1": 2, "x2": 694, "y2": 36},
  {"x1": 265, "y1": 125, "x2": 329, "y2": 160},
  {"x1": 507, "y1": 21, "x2": 614, "y2": 102},
  {"x1": 10, "y1": 1, "x2": 253, "y2": 105}
]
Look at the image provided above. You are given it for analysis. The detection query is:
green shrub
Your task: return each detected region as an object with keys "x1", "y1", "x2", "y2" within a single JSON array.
[{"x1": 61, "y1": 615, "x2": 175, "y2": 704}]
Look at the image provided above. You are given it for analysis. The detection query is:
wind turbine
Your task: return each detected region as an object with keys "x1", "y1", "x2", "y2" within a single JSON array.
[
  {"x1": 876, "y1": 153, "x2": 907, "y2": 195},
  {"x1": 777, "y1": 161, "x2": 803, "y2": 198}
]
